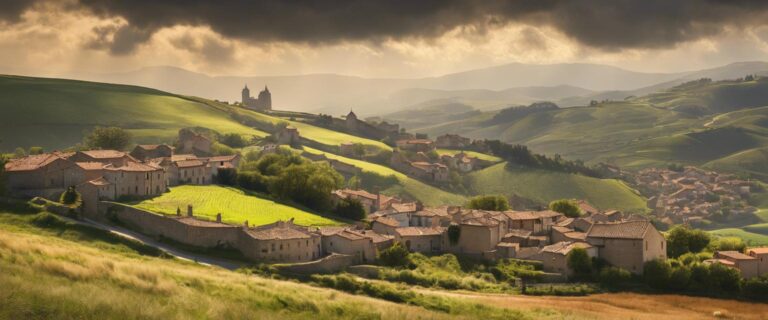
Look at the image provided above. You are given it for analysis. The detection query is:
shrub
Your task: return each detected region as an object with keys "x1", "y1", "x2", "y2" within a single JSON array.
[
  {"x1": 31, "y1": 212, "x2": 68, "y2": 228},
  {"x1": 549, "y1": 199, "x2": 582, "y2": 218},
  {"x1": 379, "y1": 242, "x2": 410, "y2": 268},
  {"x1": 712, "y1": 237, "x2": 746, "y2": 252},
  {"x1": 567, "y1": 248, "x2": 592, "y2": 280},
  {"x1": 59, "y1": 186, "x2": 81, "y2": 205},
  {"x1": 333, "y1": 198, "x2": 366, "y2": 220},
  {"x1": 743, "y1": 276, "x2": 768, "y2": 300},
  {"x1": 598, "y1": 267, "x2": 632, "y2": 288},
  {"x1": 466, "y1": 195, "x2": 510, "y2": 211},
  {"x1": 667, "y1": 265, "x2": 692, "y2": 291},
  {"x1": 215, "y1": 168, "x2": 238, "y2": 186},
  {"x1": 237, "y1": 171, "x2": 270, "y2": 193},
  {"x1": 219, "y1": 133, "x2": 247, "y2": 148},
  {"x1": 666, "y1": 225, "x2": 712, "y2": 258},
  {"x1": 643, "y1": 259, "x2": 672, "y2": 290},
  {"x1": 708, "y1": 263, "x2": 741, "y2": 292}
]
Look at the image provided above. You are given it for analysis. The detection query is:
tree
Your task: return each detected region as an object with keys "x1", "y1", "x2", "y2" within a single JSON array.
[
  {"x1": 567, "y1": 247, "x2": 592, "y2": 280},
  {"x1": 667, "y1": 266, "x2": 692, "y2": 291},
  {"x1": 219, "y1": 133, "x2": 247, "y2": 148},
  {"x1": 13, "y1": 147, "x2": 26, "y2": 158},
  {"x1": 379, "y1": 242, "x2": 410, "y2": 267},
  {"x1": 59, "y1": 186, "x2": 81, "y2": 205},
  {"x1": 467, "y1": 195, "x2": 510, "y2": 211},
  {"x1": 84, "y1": 126, "x2": 132, "y2": 150},
  {"x1": 28, "y1": 146, "x2": 44, "y2": 155},
  {"x1": 549, "y1": 199, "x2": 582, "y2": 218},
  {"x1": 269, "y1": 162, "x2": 343, "y2": 211},
  {"x1": 643, "y1": 259, "x2": 672, "y2": 290},
  {"x1": 598, "y1": 267, "x2": 632, "y2": 288},
  {"x1": 713, "y1": 237, "x2": 746, "y2": 252},
  {"x1": 216, "y1": 168, "x2": 238, "y2": 186},
  {"x1": 666, "y1": 225, "x2": 712, "y2": 258},
  {"x1": 334, "y1": 198, "x2": 366, "y2": 220}
]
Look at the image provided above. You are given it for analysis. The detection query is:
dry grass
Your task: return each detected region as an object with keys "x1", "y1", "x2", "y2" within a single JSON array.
[{"x1": 422, "y1": 290, "x2": 768, "y2": 320}]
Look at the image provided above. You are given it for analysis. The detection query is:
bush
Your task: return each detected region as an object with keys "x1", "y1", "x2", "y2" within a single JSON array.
[
  {"x1": 333, "y1": 198, "x2": 366, "y2": 220},
  {"x1": 708, "y1": 262, "x2": 741, "y2": 292},
  {"x1": 567, "y1": 247, "x2": 593, "y2": 280},
  {"x1": 219, "y1": 133, "x2": 248, "y2": 148},
  {"x1": 31, "y1": 212, "x2": 68, "y2": 228},
  {"x1": 59, "y1": 186, "x2": 81, "y2": 205},
  {"x1": 743, "y1": 276, "x2": 768, "y2": 300},
  {"x1": 379, "y1": 242, "x2": 410, "y2": 268},
  {"x1": 667, "y1": 265, "x2": 692, "y2": 291},
  {"x1": 712, "y1": 237, "x2": 746, "y2": 252},
  {"x1": 598, "y1": 267, "x2": 632, "y2": 288},
  {"x1": 666, "y1": 225, "x2": 711, "y2": 258},
  {"x1": 237, "y1": 171, "x2": 270, "y2": 193},
  {"x1": 466, "y1": 195, "x2": 509, "y2": 211},
  {"x1": 83, "y1": 126, "x2": 132, "y2": 150},
  {"x1": 643, "y1": 259, "x2": 672, "y2": 290},
  {"x1": 215, "y1": 168, "x2": 238, "y2": 186},
  {"x1": 549, "y1": 199, "x2": 582, "y2": 218}
]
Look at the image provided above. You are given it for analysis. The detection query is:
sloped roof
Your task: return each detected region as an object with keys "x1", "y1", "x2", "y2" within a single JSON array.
[
  {"x1": 372, "y1": 216, "x2": 400, "y2": 227},
  {"x1": 333, "y1": 189, "x2": 377, "y2": 200},
  {"x1": 171, "y1": 154, "x2": 198, "y2": 162},
  {"x1": 80, "y1": 150, "x2": 127, "y2": 159},
  {"x1": 109, "y1": 161, "x2": 162, "y2": 172},
  {"x1": 246, "y1": 221, "x2": 315, "y2": 240},
  {"x1": 717, "y1": 251, "x2": 757, "y2": 261},
  {"x1": 748, "y1": 248, "x2": 768, "y2": 255},
  {"x1": 540, "y1": 241, "x2": 592, "y2": 255},
  {"x1": 5, "y1": 153, "x2": 69, "y2": 172},
  {"x1": 586, "y1": 221, "x2": 652, "y2": 239},
  {"x1": 206, "y1": 154, "x2": 239, "y2": 162},
  {"x1": 175, "y1": 159, "x2": 206, "y2": 168},
  {"x1": 505, "y1": 210, "x2": 562, "y2": 220},
  {"x1": 390, "y1": 202, "x2": 418, "y2": 213},
  {"x1": 75, "y1": 162, "x2": 105, "y2": 171},
  {"x1": 84, "y1": 177, "x2": 111, "y2": 186},
  {"x1": 395, "y1": 227, "x2": 445, "y2": 237}
]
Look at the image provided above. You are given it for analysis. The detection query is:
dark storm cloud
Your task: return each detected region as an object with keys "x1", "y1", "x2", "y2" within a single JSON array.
[
  {"x1": 4, "y1": 0, "x2": 768, "y2": 52},
  {"x1": 0, "y1": 0, "x2": 37, "y2": 22}
]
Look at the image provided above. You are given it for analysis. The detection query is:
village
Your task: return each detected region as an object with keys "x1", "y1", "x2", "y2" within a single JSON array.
[
  {"x1": 634, "y1": 166, "x2": 758, "y2": 226},
  {"x1": 4, "y1": 126, "x2": 768, "y2": 281}
]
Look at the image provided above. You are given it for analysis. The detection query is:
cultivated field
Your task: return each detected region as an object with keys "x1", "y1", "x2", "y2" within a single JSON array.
[
  {"x1": 133, "y1": 185, "x2": 342, "y2": 226},
  {"x1": 468, "y1": 163, "x2": 648, "y2": 212},
  {"x1": 301, "y1": 147, "x2": 467, "y2": 206}
]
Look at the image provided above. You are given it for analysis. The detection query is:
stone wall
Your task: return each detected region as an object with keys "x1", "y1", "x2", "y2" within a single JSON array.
[
  {"x1": 98, "y1": 202, "x2": 240, "y2": 249},
  {"x1": 275, "y1": 253, "x2": 355, "y2": 274}
]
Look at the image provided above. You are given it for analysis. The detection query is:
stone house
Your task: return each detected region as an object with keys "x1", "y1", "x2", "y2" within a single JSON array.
[
  {"x1": 747, "y1": 248, "x2": 768, "y2": 276},
  {"x1": 339, "y1": 142, "x2": 356, "y2": 157},
  {"x1": 204, "y1": 154, "x2": 241, "y2": 177},
  {"x1": 130, "y1": 144, "x2": 174, "y2": 161},
  {"x1": 69, "y1": 150, "x2": 133, "y2": 167},
  {"x1": 274, "y1": 126, "x2": 301, "y2": 145},
  {"x1": 409, "y1": 161, "x2": 450, "y2": 183},
  {"x1": 369, "y1": 202, "x2": 420, "y2": 227},
  {"x1": 102, "y1": 161, "x2": 166, "y2": 199},
  {"x1": 590, "y1": 210, "x2": 622, "y2": 222},
  {"x1": 711, "y1": 251, "x2": 760, "y2": 279},
  {"x1": 453, "y1": 213, "x2": 507, "y2": 256},
  {"x1": 435, "y1": 134, "x2": 470, "y2": 148},
  {"x1": 534, "y1": 241, "x2": 597, "y2": 277},
  {"x1": 505, "y1": 210, "x2": 563, "y2": 234},
  {"x1": 586, "y1": 221, "x2": 666, "y2": 274},
  {"x1": 4, "y1": 152, "x2": 75, "y2": 198},
  {"x1": 371, "y1": 216, "x2": 400, "y2": 235},
  {"x1": 396, "y1": 139, "x2": 435, "y2": 152},
  {"x1": 239, "y1": 220, "x2": 322, "y2": 263},
  {"x1": 394, "y1": 227, "x2": 445, "y2": 253},
  {"x1": 410, "y1": 206, "x2": 456, "y2": 227},
  {"x1": 168, "y1": 159, "x2": 212, "y2": 186},
  {"x1": 440, "y1": 153, "x2": 477, "y2": 173},
  {"x1": 331, "y1": 189, "x2": 400, "y2": 214},
  {"x1": 178, "y1": 130, "x2": 212, "y2": 156},
  {"x1": 322, "y1": 228, "x2": 378, "y2": 264},
  {"x1": 551, "y1": 226, "x2": 587, "y2": 243}
]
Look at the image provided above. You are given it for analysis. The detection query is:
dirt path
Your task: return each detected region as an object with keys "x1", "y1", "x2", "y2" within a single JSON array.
[{"x1": 421, "y1": 289, "x2": 768, "y2": 320}]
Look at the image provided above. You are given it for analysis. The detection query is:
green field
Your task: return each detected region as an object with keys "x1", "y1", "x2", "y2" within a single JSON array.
[
  {"x1": 0, "y1": 75, "x2": 269, "y2": 151},
  {"x1": 133, "y1": 185, "x2": 342, "y2": 226},
  {"x1": 709, "y1": 228, "x2": 768, "y2": 246},
  {"x1": 467, "y1": 163, "x2": 648, "y2": 213},
  {"x1": 301, "y1": 146, "x2": 467, "y2": 206},
  {"x1": 436, "y1": 149, "x2": 502, "y2": 162}
]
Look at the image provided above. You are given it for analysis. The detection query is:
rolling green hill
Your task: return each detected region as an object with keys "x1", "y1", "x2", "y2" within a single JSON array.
[
  {"x1": 400, "y1": 77, "x2": 768, "y2": 180},
  {"x1": 467, "y1": 163, "x2": 648, "y2": 213},
  {"x1": 0, "y1": 75, "x2": 390, "y2": 152},
  {"x1": 133, "y1": 185, "x2": 342, "y2": 227}
]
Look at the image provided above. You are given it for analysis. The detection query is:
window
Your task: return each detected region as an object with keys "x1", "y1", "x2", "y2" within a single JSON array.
[
  {"x1": 271, "y1": 243, "x2": 275, "y2": 251},
  {"x1": 645, "y1": 241, "x2": 648, "y2": 251},
  {"x1": 280, "y1": 244, "x2": 283, "y2": 250}
]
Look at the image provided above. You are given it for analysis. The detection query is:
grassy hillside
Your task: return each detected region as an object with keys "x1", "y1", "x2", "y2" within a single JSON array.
[
  {"x1": 467, "y1": 163, "x2": 648, "y2": 213},
  {"x1": 436, "y1": 149, "x2": 503, "y2": 162},
  {"x1": 0, "y1": 207, "x2": 574, "y2": 320},
  {"x1": 0, "y1": 75, "x2": 268, "y2": 151},
  {"x1": 301, "y1": 147, "x2": 467, "y2": 206},
  {"x1": 133, "y1": 185, "x2": 342, "y2": 227}
]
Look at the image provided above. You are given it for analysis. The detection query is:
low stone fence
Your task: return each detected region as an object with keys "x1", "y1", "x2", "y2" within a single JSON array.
[
  {"x1": 275, "y1": 253, "x2": 355, "y2": 274},
  {"x1": 98, "y1": 202, "x2": 240, "y2": 249}
]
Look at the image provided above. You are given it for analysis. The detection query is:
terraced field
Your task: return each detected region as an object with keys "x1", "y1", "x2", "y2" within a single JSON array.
[
  {"x1": 301, "y1": 147, "x2": 467, "y2": 206},
  {"x1": 467, "y1": 163, "x2": 648, "y2": 213},
  {"x1": 133, "y1": 185, "x2": 342, "y2": 226}
]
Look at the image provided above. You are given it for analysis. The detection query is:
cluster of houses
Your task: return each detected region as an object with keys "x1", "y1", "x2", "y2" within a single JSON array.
[
  {"x1": 388, "y1": 135, "x2": 496, "y2": 184},
  {"x1": 3, "y1": 131, "x2": 240, "y2": 202},
  {"x1": 636, "y1": 166, "x2": 757, "y2": 225},
  {"x1": 706, "y1": 248, "x2": 768, "y2": 279}
]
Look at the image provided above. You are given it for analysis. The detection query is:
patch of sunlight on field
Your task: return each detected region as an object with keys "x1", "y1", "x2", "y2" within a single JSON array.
[
  {"x1": 134, "y1": 185, "x2": 342, "y2": 226},
  {"x1": 436, "y1": 149, "x2": 502, "y2": 162}
]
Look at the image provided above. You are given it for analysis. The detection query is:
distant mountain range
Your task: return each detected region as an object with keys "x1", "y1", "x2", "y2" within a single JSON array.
[{"x1": 64, "y1": 61, "x2": 768, "y2": 116}]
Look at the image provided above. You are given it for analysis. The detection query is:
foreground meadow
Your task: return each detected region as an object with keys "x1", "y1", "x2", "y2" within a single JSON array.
[{"x1": 133, "y1": 185, "x2": 342, "y2": 226}]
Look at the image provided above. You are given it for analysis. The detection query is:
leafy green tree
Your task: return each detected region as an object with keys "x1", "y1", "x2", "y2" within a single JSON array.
[
  {"x1": 643, "y1": 259, "x2": 672, "y2": 290},
  {"x1": 379, "y1": 242, "x2": 410, "y2": 267},
  {"x1": 13, "y1": 147, "x2": 26, "y2": 158},
  {"x1": 666, "y1": 225, "x2": 712, "y2": 258},
  {"x1": 567, "y1": 247, "x2": 592, "y2": 280},
  {"x1": 84, "y1": 126, "x2": 132, "y2": 150},
  {"x1": 27, "y1": 146, "x2": 44, "y2": 155},
  {"x1": 743, "y1": 276, "x2": 768, "y2": 300},
  {"x1": 219, "y1": 133, "x2": 247, "y2": 148},
  {"x1": 467, "y1": 195, "x2": 510, "y2": 211},
  {"x1": 708, "y1": 262, "x2": 741, "y2": 292},
  {"x1": 269, "y1": 162, "x2": 343, "y2": 211},
  {"x1": 216, "y1": 168, "x2": 238, "y2": 186},
  {"x1": 549, "y1": 199, "x2": 582, "y2": 218},
  {"x1": 334, "y1": 198, "x2": 366, "y2": 220}
]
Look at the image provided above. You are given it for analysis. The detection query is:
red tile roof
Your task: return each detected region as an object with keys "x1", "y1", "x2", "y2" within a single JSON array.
[
  {"x1": 80, "y1": 150, "x2": 127, "y2": 159},
  {"x1": 540, "y1": 241, "x2": 592, "y2": 255},
  {"x1": 4, "y1": 153, "x2": 69, "y2": 172},
  {"x1": 748, "y1": 247, "x2": 768, "y2": 255},
  {"x1": 586, "y1": 221, "x2": 652, "y2": 239},
  {"x1": 505, "y1": 210, "x2": 562, "y2": 220},
  {"x1": 716, "y1": 251, "x2": 757, "y2": 261},
  {"x1": 75, "y1": 162, "x2": 105, "y2": 171},
  {"x1": 395, "y1": 227, "x2": 445, "y2": 237},
  {"x1": 175, "y1": 159, "x2": 206, "y2": 168}
]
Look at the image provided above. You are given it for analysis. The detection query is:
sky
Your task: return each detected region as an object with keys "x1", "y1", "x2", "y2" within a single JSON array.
[{"x1": 2, "y1": 0, "x2": 768, "y2": 78}]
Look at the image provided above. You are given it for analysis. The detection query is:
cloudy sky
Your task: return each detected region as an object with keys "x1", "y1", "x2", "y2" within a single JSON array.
[{"x1": 3, "y1": 0, "x2": 768, "y2": 78}]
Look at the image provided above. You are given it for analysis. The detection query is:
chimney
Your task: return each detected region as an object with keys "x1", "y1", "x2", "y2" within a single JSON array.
[
  {"x1": 243, "y1": 220, "x2": 249, "y2": 228},
  {"x1": 216, "y1": 213, "x2": 222, "y2": 223},
  {"x1": 187, "y1": 205, "x2": 193, "y2": 217},
  {"x1": 415, "y1": 201, "x2": 424, "y2": 211},
  {"x1": 176, "y1": 207, "x2": 181, "y2": 216},
  {"x1": 376, "y1": 192, "x2": 382, "y2": 211}
]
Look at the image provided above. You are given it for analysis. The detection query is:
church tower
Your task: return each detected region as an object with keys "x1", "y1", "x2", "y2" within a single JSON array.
[
  {"x1": 241, "y1": 85, "x2": 250, "y2": 106},
  {"x1": 257, "y1": 86, "x2": 272, "y2": 110}
]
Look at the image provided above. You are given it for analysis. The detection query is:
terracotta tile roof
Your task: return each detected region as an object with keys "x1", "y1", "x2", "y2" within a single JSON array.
[
  {"x1": 576, "y1": 200, "x2": 599, "y2": 215},
  {"x1": 175, "y1": 159, "x2": 206, "y2": 168},
  {"x1": 135, "y1": 144, "x2": 163, "y2": 150},
  {"x1": 335, "y1": 229, "x2": 369, "y2": 241},
  {"x1": 602, "y1": 210, "x2": 621, "y2": 216},
  {"x1": 395, "y1": 227, "x2": 445, "y2": 237},
  {"x1": 552, "y1": 226, "x2": 574, "y2": 234},
  {"x1": 497, "y1": 242, "x2": 520, "y2": 248},
  {"x1": 75, "y1": 162, "x2": 106, "y2": 170},
  {"x1": 505, "y1": 210, "x2": 562, "y2": 220},
  {"x1": 748, "y1": 247, "x2": 768, "y2": 255},
  {"x1": 586, "y1": 221, "x2": 652, "y2": 239},
  {"x1": 556, "y1": 217, "x2": 575, "y2": 227},
  {"x1": 171, "y1": 154, "x2": 198, "y2": 162},
  {"x1": 334, "y1": 189, "x2": 377, "y2": 200},
  {"x1": 564, "y1": 231, "x2": 587, "y2": 240},
  {"x1": 4, "y1": 153, "x2": 69, "y2": 172},
  {"x1": 373, "y1": 216, "x2": 400, "y2": 227},
  {"x1": 359, "y1": 230, "x2": 393, "y2": 243},
  {"x1": 390, "y1": 202, "x2": 418, "y2": 213},
  {"x1": 413, "y1": 207, "x2": 451, "y2": 217},
  {"x1": 716, "y1": 251, "x2": 757, "y2": 261},
  {"x1": 540, "y1": 241, "x2": 592, "y2": 255},
  {"x1": 246, "y1": 221, "x2": 315, "y2": 240},
  {"x1": 704, "y1": 258, "x2": 736, "y2": 267},
  {"x1": 80, "y1": 150, "x2": 127, "y2": 159},
  {"x1": 504, "y1": 229, "x2": 532, "y2": 238},
  {"x1": 317, "y1": 226, "x2": 346, "y2": 236},
  {"x1": 109, "y1": 161, "x2": 162, "y2": 172}
]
